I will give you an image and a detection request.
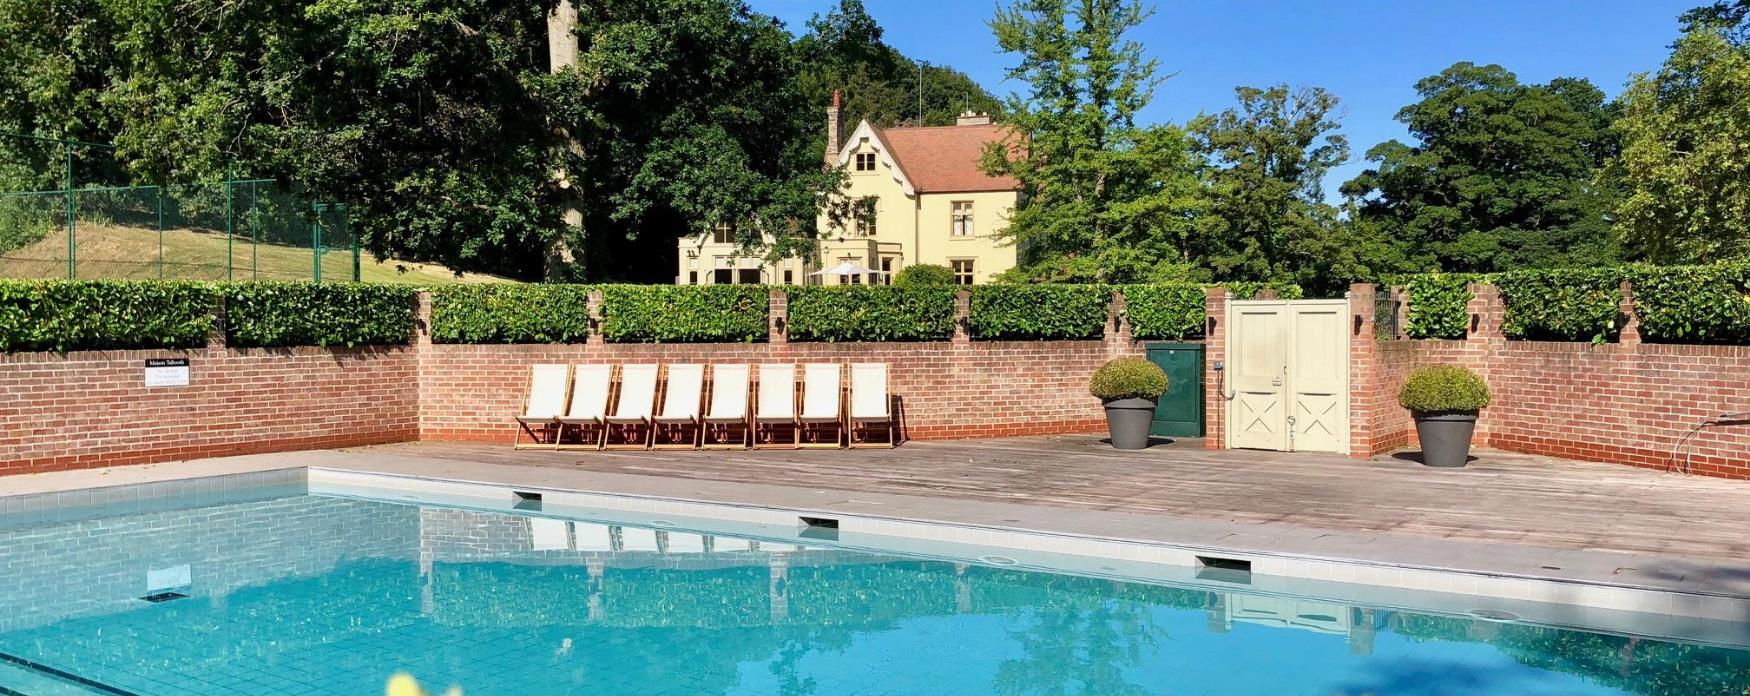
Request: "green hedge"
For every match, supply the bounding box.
[1398,273,1485,339]
[1628,263,1750,344]
[600,284,769,343]
[430,284,595,344]
[786,286,957,342]
[970,285,1109,340]
[1493,268,1622,343]
[1120,284,1204,340]
[0,280,216,352]
[1222,282,1304,300]
[222,282,416,348]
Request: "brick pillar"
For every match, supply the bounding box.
[1348,283,1378,458]
[1203,287,1227,449]
[1617,280,1641,346]
[768,288,788,345]
[1106,289,1131,354]
[1464,283,1505,448]
[414,291,432,347]
[587,289,605,346]
[952,291,971,345]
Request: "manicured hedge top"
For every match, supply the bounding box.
[599,284,769,343]
[1120,282,1303,340]
[969,284,1109,340]
[430,284,594,344]
[786,286,957,342]
[1628,263,1750,344]
[222,282,416,348]
[1493,268,1622,343]
[1397,273,1484,340]
[0,279,216,352]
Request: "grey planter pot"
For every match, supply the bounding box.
[1414,411,1478,468]
[1103,397,1157,450]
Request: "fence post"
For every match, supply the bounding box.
[64,143,73,280]
[311,201,322,283]
[414,291,432,348]
[225,164,234,282]
[1618,280,1642,346]
[1203,287,1228,450]
[1391,285,1410,340]
[156,187,165,280]
[1348,283,1378,459]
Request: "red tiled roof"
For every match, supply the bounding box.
[873,123,1020,194]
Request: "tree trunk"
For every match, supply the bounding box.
[546,0,582,281]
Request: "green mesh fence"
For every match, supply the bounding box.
[0,132,357,282]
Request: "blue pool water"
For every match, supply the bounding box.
[0,479,1744,695]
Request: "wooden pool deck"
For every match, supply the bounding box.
[364,435,1750,565]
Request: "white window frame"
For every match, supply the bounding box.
[951,201,974,237]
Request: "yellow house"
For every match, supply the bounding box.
[676,94,1020,285]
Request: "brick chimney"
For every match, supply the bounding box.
[825,90,843,167]
[956,110,991,126]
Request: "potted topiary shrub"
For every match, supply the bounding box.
[1398,365,1492,468]
[1089,357,1169,450]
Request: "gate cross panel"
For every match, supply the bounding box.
[1224,299,1351,454]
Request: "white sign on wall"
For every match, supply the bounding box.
[144,358,190,387]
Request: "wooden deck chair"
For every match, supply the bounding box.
[754,363,799,449]
[652,364,705,450]
[848,363,897,448]
[702,364,752,449]
[798,363,845,449]
[604,364,659,450]
[556,364,613,450]
[513,364,571,449]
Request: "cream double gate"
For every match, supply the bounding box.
[1224,299,1350,454]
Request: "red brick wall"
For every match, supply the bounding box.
[1355,283,1750,479]
[0,347,418,475]
[419,340,1143,443]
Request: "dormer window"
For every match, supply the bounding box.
[855,152,877,172]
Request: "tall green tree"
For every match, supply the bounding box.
[982,0,1207,283]
[1605,21,1750,263]
[1341,63,1620,273]
[793,0,1001,130]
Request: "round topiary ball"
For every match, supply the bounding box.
[1089,357,1169,401]
[1398,365,1492,414]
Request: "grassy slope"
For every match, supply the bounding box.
[0,224,512,284]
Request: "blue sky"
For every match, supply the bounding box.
[749,0,1698,196]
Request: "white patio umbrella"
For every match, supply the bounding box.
[809,261,877,277]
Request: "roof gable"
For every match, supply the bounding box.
[835,120,1020,195]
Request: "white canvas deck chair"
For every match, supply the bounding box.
[703,364,752,449]
[557,364,613,450]
[604,364,659,450]
[513,364,570,449]
[798,363,845,449]
[652,364,705,450]
[848,363,897,448]
[754,363,798,449]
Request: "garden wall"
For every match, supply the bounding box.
[0,344,419,475]
[1354,283,1750,480]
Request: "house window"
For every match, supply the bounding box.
[855,152,877,172]
[688,271,698,285]
[856,198,878,236]
[783,270,793,285]
[951,202,974,236]
[738,269,761,284]
[879,257,895,285]
[714,269,733,284]
[711,223,734,244]
[952,259,975,285]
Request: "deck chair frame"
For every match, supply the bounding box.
[702,364,753,450]
[847,363,897,448]
[604,364,660,450]
[514,364,572,450]
[557,364,614,451]
[797,363,845,449]
[753,364,800,450]
[652,364,706,450]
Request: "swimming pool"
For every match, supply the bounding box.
[0,471,1744,695]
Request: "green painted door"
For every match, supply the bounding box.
[1145,342,1205,438]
